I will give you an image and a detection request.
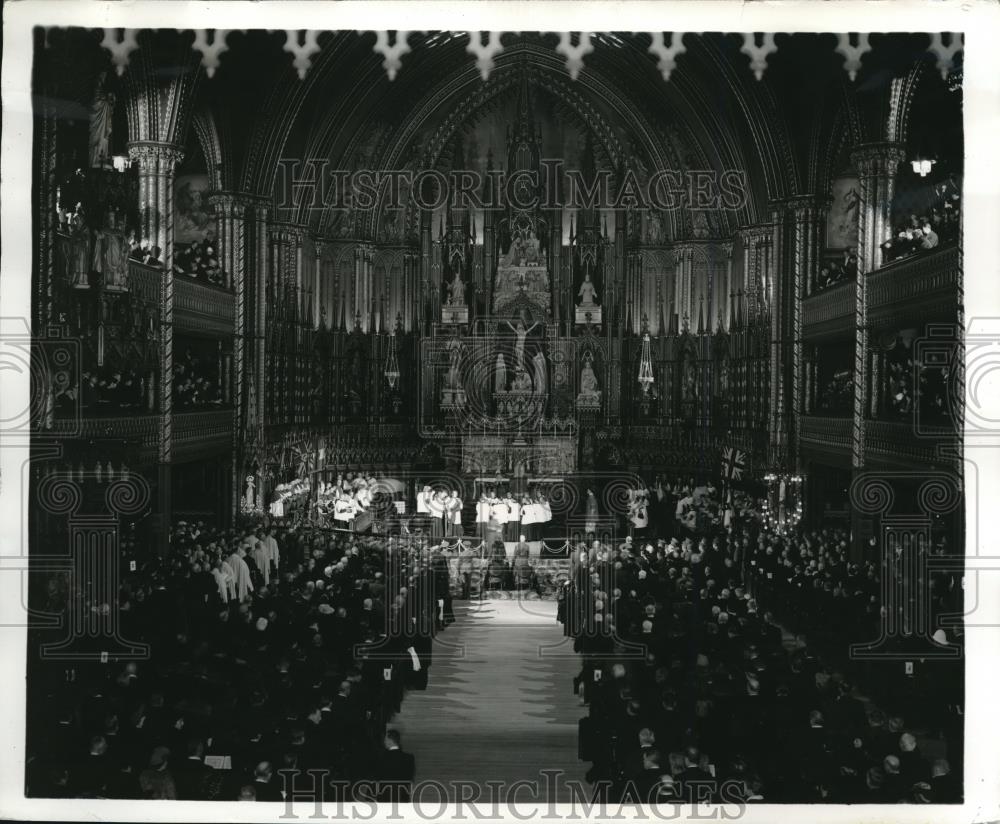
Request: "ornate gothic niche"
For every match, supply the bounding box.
[315,117,393,240]
[640,249,672,337]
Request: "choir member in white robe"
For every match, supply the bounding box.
[429,491,447,540]
[521,496,537,541]
[506,495,521,542]
[446,491,463,538]
[416,484,432,533]
[490,497,509,543]
[476,494,491,541]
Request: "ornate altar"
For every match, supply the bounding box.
[494,263,551,314]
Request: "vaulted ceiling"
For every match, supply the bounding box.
[39,29,961,240]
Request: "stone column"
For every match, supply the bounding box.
[672,243,694,331]
[313,239,325,329]
[208,192,253,517]
[254,203,269,469]
[768,196,826,469]
[128,142,183,554]
[719,242,733,331]
[127,141,184,259]
[850,143,905,470]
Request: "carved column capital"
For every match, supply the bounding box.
[208,191,256,219]
[127,141,185,174]
[849,142,906,179]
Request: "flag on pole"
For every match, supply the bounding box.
[721,446,746,482]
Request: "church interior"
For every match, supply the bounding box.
[26,29,964,805]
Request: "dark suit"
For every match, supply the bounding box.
[254,777,284,802]
[378,747,415,802]
[676,765,717,803]
[173,757,214,800]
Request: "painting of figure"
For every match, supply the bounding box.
[826,175,861,249]
[174,174,212,243]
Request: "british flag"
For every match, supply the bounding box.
[721,446,747,482]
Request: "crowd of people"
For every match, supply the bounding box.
[817,369,854,416]
[128,235,163,267]
[880,177,961,264]
[563,511,963,804]
[268,479,311,519]
[76,366,152,412]
[26,471,962,806]
[173,236,228,287]
[880,334,955,424]
[315,474,393,526]
[27,519,453,801]
[173,348,223,409]
[815,248,859,292]
[473,487,554,543]
[885,336,916,419]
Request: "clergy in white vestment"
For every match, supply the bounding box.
[251,537,270,586]
[334,495,356,522]
[212,561,231,604]
[264,528,280,573]
[219,557,237,601]
[226,547,254,602]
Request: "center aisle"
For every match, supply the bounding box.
[391,596,587,802]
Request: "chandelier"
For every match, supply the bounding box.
[638,332,654,394]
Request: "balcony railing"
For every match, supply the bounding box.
[802,280,855,340]
[867,244,959,329]
[799,415,853,465]
[865,419,959,468]
[174,276,235,335]
[128,260,234,335]
[44,409,233,463]
[45,413,159,444]
[173,409,235,460]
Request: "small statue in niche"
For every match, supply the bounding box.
[447,270,466,307]
[89,72,115,168]
[577,272,599,307]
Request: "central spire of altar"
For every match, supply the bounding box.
[494,58,551,318]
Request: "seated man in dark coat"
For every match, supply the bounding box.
[377,729,415,802]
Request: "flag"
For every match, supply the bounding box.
[721,446,746,482]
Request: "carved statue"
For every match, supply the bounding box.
[524,230,541,264]
[532,350,547,396]
[91,210,129,292]
[495,353,507,394]
[66,203,91,290]
[511,368,533,393]
[447,271,465,307]
[647,211,664,244]
[577,272,599,307]
[505,317,540,373]
[244,475,256,510]
[445,334,464,389]
[580,356,600,397]
[89,72,115,168]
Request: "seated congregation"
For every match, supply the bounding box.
[564,517,962,804]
